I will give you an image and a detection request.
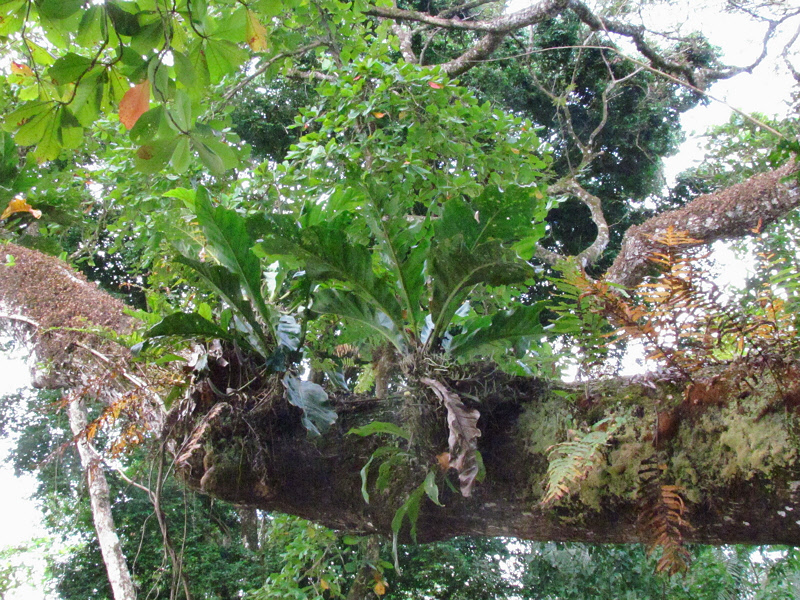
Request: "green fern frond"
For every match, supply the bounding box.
[541,417,621,507]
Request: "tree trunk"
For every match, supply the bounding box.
[67,398,137,600]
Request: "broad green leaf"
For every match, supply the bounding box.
[363,189,430,339]
[49,52,94,85]
[276,314,300,350]
[129,105,165,145]
[35,0,83,20]
[358,446,398,504]
[423,470,443,506]
[428,236,534,345]
[170,136,191,173]
[253,0,284,17]
[204,38,248,84]
[253,216,405,335]
[282,373,337,437]
[312,289,405,351]
[171,89,192,132]
[130,19,165,54]
[173,51,196,88]
[348,421,410,440]
[70,69,104,126]
[391,484,425,569]
[0,1,25,36]
[134,137,179,174]
[191,134,238,172]
[106,1,141,36]
[34,107,63,161]
[175,255,265,356]
[448,302,547,358]
[193,186,275,343]
[76,5,104,47]
[24,40,55,66]
[211,6,246,42]
[12,105,56,146]
[3,102,50,134]
[145,312,232,340]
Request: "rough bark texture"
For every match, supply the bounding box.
[168,359,800,546]
[606,162,800,288]
[68,398,137,600]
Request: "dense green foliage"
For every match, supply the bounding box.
[1,0,799,598]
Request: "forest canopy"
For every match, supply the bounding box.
[1,0,800,598]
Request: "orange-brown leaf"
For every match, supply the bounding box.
[1,197,42,220]
[119,81,151,129]
[373,581,387,596]
[428,81,443,89]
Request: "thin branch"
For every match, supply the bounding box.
[221,41,326,103]
[0,313,40,328]
[537,178,610,268]
[782,22,800,83]
[74,341,151,392]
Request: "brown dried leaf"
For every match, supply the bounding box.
[421,378,481,497]
[119,80,150,129]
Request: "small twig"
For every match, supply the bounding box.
[0,313,40,328]
[73,341,151,391]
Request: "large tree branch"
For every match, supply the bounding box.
[364,0,784,83]
[605,161,800,288]
[169,358,800,546]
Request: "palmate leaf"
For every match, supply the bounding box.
[448,302,547,358]
[193,187,276,341]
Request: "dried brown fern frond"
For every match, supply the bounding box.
[637,458,691,576]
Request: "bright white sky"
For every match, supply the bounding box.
[0,1,798,596]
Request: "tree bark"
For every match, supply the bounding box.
[68,398,137,600]
[169,364,800,546]
[606,161,800,288]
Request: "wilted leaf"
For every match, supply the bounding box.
[421,378,481,497]
[428,81,443,89]
[1,197,42,220]
[119,80,151,129]
[374,581,387,596]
